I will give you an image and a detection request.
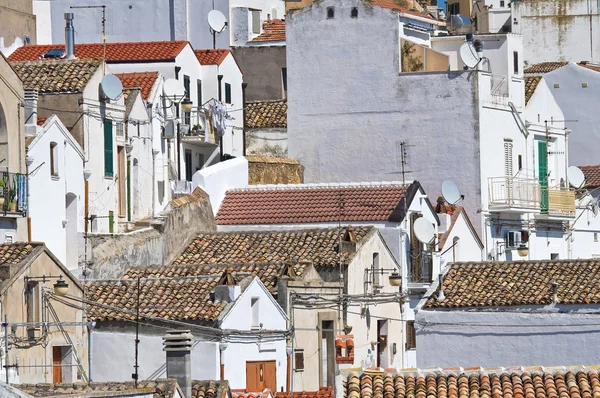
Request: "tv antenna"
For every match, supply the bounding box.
[208,10,228,50]
[70,5,107,72]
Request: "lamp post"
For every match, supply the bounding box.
[24,274,69,296]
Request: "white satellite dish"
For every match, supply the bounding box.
[100,74,123,101]
[460,42,479,69]
[163,78,185,100]
[413,217,435,244]
[208,10,228,33]
[567,166,586,189]
[442,180,462,204]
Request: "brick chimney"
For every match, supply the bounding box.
[163,330,193,398]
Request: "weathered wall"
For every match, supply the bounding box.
[232,46,287,101]
[37,93,85,148]
[86,188,216,279]
[247,155,303,185]
[0,0,36,47]
[246,128,288,156]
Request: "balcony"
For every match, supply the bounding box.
[408,251,433,284]
[488,177,575,217]
[0,171,27,216]
[181,125,218,146]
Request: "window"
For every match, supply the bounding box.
[351,7,358,17]
[513,51,519,74]
[104,119,114,177]
[272,8,278,19]
[372,252,380,287]
[282,68,287,96]
[327,7,334,18]
[518,154,523,170]
[50,142,58,177]
[595,232,598,242]
[551,253,559,260]
[183,75,191,125]
[294,349,305,371]
[225,83,232,104]
[197,80,202,108]
[448,2,460,15]
[116,122,124,138]
[252,10,261,34]
[500,0,505,5]
[406,321,416,350]
[251,297,259,328]
[26,281,40,323]
[504,140,513,178]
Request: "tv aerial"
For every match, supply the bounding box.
[442,180,463,204]
[208,10,228,49]
[567,166,586,189]
[413,217,435,245]
[100,74,123,101]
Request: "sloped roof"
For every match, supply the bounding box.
[246,99,287,129]
[524,62,568,74]
[524,75,542,104]
[115,71,159,101]
[580,63,600,73]
[216,183,409,225]
[8,41,189,62]
[14,379,180,397]
[10,58,101,93]
[0,242,44,285]
[372,0,441,21]
[425,259,600,309]
[437,206,482,250]
[195,49,230,65]
[250,19,286,43]
[581,165,600,189]
[173,227,376,267]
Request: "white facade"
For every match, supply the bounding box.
[193,156,249,215]
[570,190,600,259]
[27,115,85,269]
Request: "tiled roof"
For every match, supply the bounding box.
[579,63,600,73]
[274,388,333,398]
[173,227,376,267]
[85,275,227,322]
[372,0,440,20]
[343,369,600,398]
[115,71,159,100]
[14,379,179,397]
[524,75,542,104]
[425,259,600,309]
[524,62,568,74]
[195,49,230,65]
[246,99,287,129]
[8,41,189,62]
[192,380,232,398]
[250,19,286,43]
[216,183,409,225]
[581,165,600,189]
[0,242,39,265]
[10,58,101,93]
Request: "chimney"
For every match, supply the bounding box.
[24,90,39,137]
[163,330,193,398]
[214,285,241,303]
[339,227,357,254]
[64,13,75,59]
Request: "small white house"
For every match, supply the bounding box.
[27,115,85,269]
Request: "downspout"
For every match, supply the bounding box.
[88,322,95,381]
[218,75,224,161]
[175,67,181,180]
[242,82,248,156]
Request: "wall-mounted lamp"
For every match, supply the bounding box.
[25,155,34,167]
[181,99,194,113]
[25,274,69,297]
[517,244,529,257]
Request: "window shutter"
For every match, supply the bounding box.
[504,141,513,178]
[104,119,113,177]
[252,11,261,34]
[406,321,416,349]
[294,349,304,371]
[225,83,232,104]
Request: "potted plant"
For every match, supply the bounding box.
[8,186,17,212]
[0,175,6,208]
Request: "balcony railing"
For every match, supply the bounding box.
[488,177,575,216]
[181,125,217,145]
[0,171,27,215]
[409,251,433,283]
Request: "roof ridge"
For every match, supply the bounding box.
[197,226,374,235]
[230,181,407,191]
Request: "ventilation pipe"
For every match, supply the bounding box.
[163,330,193,398]
[64,13,76,59]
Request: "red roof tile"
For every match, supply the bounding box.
[250,19,286,43]
[115,71,159,101]
[216,183,410,225]
[579,62,600,73]
[8,41,189,62]
[581,165,600,189]
[372,0,441,21]
[524,62,568,74]
[195,49,230,65]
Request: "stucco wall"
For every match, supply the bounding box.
[0,0,36,50]
[246,128,288,156]
[193,157,249,215]
[232,46,286,101]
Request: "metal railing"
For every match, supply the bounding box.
[409,251,433,283]
[0,171,27,215]
[181,125,217,145]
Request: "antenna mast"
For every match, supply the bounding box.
[70,5,107,73]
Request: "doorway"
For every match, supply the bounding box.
[246,360,276,391]
[132,158,139,220]
[52,346,72,383]
[185,149,193,181]
[320,320,335,387]
[377,320,388,368]
[538,141,548,214]
[117,146,126,217]
[65,193,77,268]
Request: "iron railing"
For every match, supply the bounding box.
[0,171,27,215]
[409,251,433,283]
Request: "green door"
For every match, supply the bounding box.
[538,141,548,214]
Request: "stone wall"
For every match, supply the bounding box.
[85,188,216,279]
[247,155,304,185]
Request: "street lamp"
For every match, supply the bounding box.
[388,272,402,287]
[24,274,69,296]
[181,99,193,113]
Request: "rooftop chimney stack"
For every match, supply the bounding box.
[64,13,75,59]
[24,90,39,137]
[163,330,193,398]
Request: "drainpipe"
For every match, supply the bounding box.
[88,321,96,381]
[175,67,181,180]
[242,82,248,156]
[218,75,224,161]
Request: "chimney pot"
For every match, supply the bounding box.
[163,330,193,398]
[64,13,75,60]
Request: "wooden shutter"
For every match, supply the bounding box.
[406,321,416,350]
[294,349,304,371]
[504,141,513,178]
[104,119,113,177]
[252,11,261,34]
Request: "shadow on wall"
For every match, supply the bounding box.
[247,155,304,185]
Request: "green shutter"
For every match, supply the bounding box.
[538,141,548,214]
[104,119,113,177]
[225,83,232,104]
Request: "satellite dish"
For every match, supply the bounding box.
[442,180,462,204]
[567,166,586,189]
[460,42,479,69]
[208,10,228,33]
[163,78,185,100]
[100,74,123,101]
[413,217,435,244]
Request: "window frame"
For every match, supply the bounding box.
[104,119,114,178]
[50,141,59,177]
[225,83,232,104]
[252,10,261,34]
[294,349,305,371]
[406,320,416,350]
[327,7,335,18]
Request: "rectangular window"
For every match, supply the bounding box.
[104,119,114,177]
[50,142,58,177]
[372,252,380,287]
[26,282,40,323]
[551,253,559,260]
[595,232,598,242]
[282,68,287,94]
[504,140,513,178]
[518,154,523,171]
[197,79,202,107]
[183,75,191,125]
[513,51,519,74]
[500,0,505,6]
[252,10,261,34]
[448,2,460,15]
[294,349,304,371]
[406,321,416,350]
[225,83,232,104]
[251,297,259,328]
[116,122,124,138]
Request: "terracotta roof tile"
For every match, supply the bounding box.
[10,58,102,93]
[192,381,231,398]
[195,49,230,65]
[0,242,41,278]
[14,378,179,397]
[372,0,440,20]
[524,62,568,74]
[524,75,542,105]
[250,19,286,43]
[85,275,227,322]
[579,63,600,72]
[425,259,600,308]
[8,41,189,62]
[246,99,287,128]
[216,184,409,225]
[115,71,159,101]
[274,388,333,398]
[581,165,600,189]
[174,227,375,267]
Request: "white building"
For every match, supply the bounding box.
[26,114,85,269]
[416,258,600,368]
[88,274,288,391]
[571,166,600,258]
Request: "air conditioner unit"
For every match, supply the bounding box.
[505,231,521,249]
